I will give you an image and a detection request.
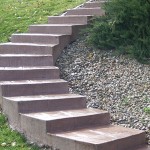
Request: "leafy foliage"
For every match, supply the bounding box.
[86,0,150,63]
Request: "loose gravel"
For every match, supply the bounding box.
[56,36,150,144]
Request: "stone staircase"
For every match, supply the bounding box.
[0,1,149,150]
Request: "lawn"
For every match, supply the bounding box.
[0,0,85,43]
[0,113,40,150]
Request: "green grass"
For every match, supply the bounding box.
[0,0,85,43]
[0,113,40,150]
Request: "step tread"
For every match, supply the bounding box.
[85,1,105,4]
[4,94,85,101]
[48,15,92,18]
[52,125,144,145]
[0,79,67,85]
[68,7,102,11]
[0,54,52,57]
[30,24,83,27]
[12,33,66,36]
[0,42,56,47]
[21,108,108,121]
[0,66,58,70]
[69,7,102,10]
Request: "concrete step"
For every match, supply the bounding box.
[48,16,92,25]
[0,43,56,55]
[50,125,146,150]
[10,34,70,62]
[133,145,150,150]
[65,8,105,16]
[0,54,53,67]
[11,33,70,45]
[29,24,85,35]
[83,1,105,8]
[3,94,86,129]
[0,66,60,81]
[0,79,69,98]
[21,108,110,142]
[4,94,87,113]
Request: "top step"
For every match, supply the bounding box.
[83,1,105,8]
[65,8,105,16]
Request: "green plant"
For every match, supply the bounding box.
[144,96,150,103]
[144,107,150,114]
[86,0,150,63]
[121,97,130,106]
[0,113,40,150]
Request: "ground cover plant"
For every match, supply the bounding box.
[86,0,150,63]
[0,112,40,150]
[0,0,85,42]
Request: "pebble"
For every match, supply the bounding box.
[56,35,150,145]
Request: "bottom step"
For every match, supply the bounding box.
[135,146,150,150]
[49,125,146,150]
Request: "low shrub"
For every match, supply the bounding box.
[86,0,150,63]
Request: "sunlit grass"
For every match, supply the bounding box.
[0,113,39,150]
[0,0,85,42]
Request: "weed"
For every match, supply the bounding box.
[144,107,150,114]
[121,97,130,106]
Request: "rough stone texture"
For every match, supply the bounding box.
[56,36,150,145]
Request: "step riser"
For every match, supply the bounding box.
[50,133,146,150]
[112,134,146,150]
[21,115,48,145]
[0,44,53,55]
[0,69,60,81]
[0,82,69,97]
[48,16,90,24]
[51,25,86,62]
[11,34,60,44]
[29,26,72,35]
[19,97,86,113]
[65,8,105,16]
[3,97,86,130]
[2,99,20,129]
[83,2,105,8]
[71,25,86,41]
[0,56,53,67]
[46,113,110,133]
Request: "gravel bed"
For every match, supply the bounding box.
[56,36,150,145]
